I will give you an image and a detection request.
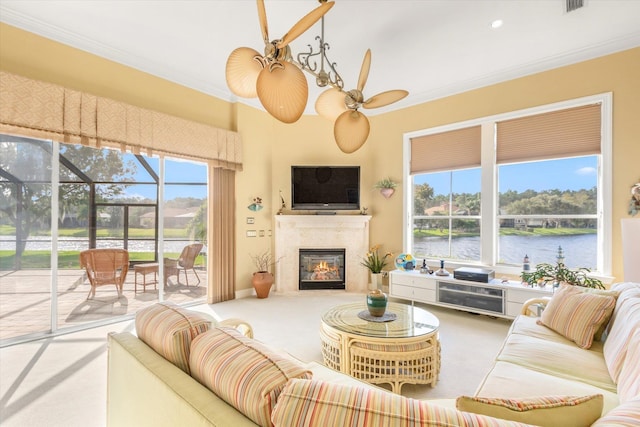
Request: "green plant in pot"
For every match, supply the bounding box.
[521,262,604,289]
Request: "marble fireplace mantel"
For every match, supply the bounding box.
[274,215,371,293]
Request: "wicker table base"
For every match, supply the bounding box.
[320,302,440,394]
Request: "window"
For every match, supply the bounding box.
[0,134,209,346]
[404,94,612,276]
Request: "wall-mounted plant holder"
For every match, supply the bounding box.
[248,197,263,211]
[379,188,395,199]
[375,177,397,199]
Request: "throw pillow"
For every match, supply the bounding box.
[135,301,213,373]
[580,288,619,341]
[538,284,616,349]
[271,378,534,427]
[590,398,640,427]
[456,395,603,427]
[189,327,312,427]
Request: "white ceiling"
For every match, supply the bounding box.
[2,0,639,116]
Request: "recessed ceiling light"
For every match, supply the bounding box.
[491,19,503,29]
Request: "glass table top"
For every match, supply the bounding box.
[322,302,439,338]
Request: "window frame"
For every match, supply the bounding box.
[402,93,613,278]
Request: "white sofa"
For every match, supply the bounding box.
[106,282,640,426]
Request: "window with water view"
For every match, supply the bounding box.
[406,96,609,275]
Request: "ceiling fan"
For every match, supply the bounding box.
[315,49,409,153]
[225,0,334,123]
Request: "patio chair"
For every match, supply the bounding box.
[80,249,129,299]
[164,243,203,287]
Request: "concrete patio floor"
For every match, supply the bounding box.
[0,268,207,342]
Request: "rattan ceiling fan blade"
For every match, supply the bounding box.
[257,62,308,123]
[363,90,409,109]
[225,47,264,98]
[357,49,371,92]
[334,110,370,153]
[257,0,269,44]
[278,1,334,48]
[315,88,347,121]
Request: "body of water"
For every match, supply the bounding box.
[0,236,193,254]
[413,234,597,269]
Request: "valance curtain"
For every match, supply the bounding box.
[0,71,242,170]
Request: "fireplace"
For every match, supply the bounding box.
[299,248,346,290]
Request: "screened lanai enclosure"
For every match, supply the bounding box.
[0,134,209,345]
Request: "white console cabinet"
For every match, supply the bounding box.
[389,269,552,319]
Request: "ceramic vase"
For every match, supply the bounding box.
[252,272,274,299]
[367,289,388,317]
[369,272,382,290]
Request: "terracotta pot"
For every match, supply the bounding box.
[252,272,274,298]
[367,289,388,317]
[380,188,395,199]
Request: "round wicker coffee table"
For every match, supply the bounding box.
[320,301,440,394]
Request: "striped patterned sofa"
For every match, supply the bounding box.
[106,283,640,426]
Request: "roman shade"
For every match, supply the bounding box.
[497,103,601,164]
[0,71,242,170]
[410,125,481,174]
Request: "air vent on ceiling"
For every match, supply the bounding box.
[566,0,585,13]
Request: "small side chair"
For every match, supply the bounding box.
[164,243,203,287]
[80,248,129,299]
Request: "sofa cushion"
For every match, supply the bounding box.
[496,333,615,392]
[271,378,535,427]
[617,328,640,403]
[135,302,213,374]
[591,398,640,426]
[456,394,603,427]
[189,327,312,427]
[476,361,620,415]
[603,284,640,383]
[509,315,603,349]
[538,284,616,349]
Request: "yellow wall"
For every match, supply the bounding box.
[371,48,640,282]
[2,22,638,289]
[0,23,235,130]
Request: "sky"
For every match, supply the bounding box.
[123,155,208,200]
[123,154,598,201]
[414,156,598,195]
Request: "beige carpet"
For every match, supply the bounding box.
[0,291,512,426]
[193,291,512,400]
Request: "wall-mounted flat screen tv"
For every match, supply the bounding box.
[291,166,360,211]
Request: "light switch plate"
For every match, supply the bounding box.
[246,230,257,237]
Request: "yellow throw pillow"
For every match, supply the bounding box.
[538,284,616,349]
[456,395,603,427]
[273,378,534,427]
[189,327,312,427]
[135,301,214,374]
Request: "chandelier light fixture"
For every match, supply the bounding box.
[225,0,408,153]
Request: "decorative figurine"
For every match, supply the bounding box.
[420,259,430,274]
[556,246,565,266]
[435,259,449,276]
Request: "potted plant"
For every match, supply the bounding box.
[521,262,604,289]
[374,177,397,199]
[250,250,278,298]
[361,245,393,290]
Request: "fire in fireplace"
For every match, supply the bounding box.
[299,248,346,290]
